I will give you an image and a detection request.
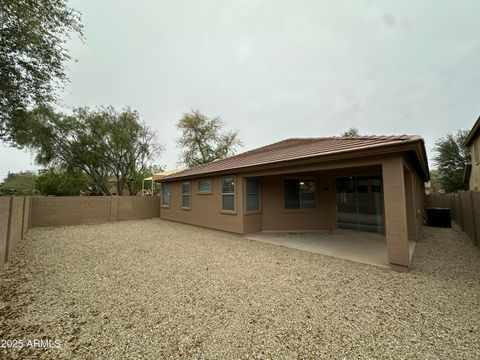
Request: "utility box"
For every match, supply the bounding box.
[426,207,452,228]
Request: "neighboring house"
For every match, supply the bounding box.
[159,136,429,271]
[464,116,480,190]
[141,169,185,195]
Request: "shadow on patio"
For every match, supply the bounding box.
[244,230,416,269]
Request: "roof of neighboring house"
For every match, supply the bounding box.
[162,135,429,182]
[464,115,480,146]
[150,169,185,182]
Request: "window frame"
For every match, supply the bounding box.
[197,178,213,194]
[161,182,170,207]
[245,177,261,214]
[220,176,236,214]
[181,181,191,210]
[282,177,317,212]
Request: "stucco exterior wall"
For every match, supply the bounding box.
[382,156,410,270]
[260,166,384,232]
[261,174,334,231]
[402,155,426,240]
[414,170,426,237]
[160,177,244,234]
[162,164,386,234]
[469,138,480,190]
[243,213,263,233]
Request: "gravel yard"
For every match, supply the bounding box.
[1,219,479,359]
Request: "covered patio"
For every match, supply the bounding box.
[244,229,416,268]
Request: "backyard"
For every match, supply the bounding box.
[0,219,479,359]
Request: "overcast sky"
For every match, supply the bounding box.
[1,0,479,180]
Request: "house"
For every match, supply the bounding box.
[141,169,185,195]
[159,136,429,271]
[464,116,480,190]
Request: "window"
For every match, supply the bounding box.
[284,179,316,209]
[182,182,190,208]
[197,178,212,193]
[222,176,235,211]
[161,182,170,206]
[246,178,260,211]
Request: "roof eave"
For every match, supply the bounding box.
[161,139,429,182]
[464,116,480,146]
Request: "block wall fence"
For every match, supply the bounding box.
[0,197,32,269]
[0,196,160,269]
[426,191,480,247]
[5,192,477,270]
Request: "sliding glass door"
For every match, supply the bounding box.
[335,176,384,234]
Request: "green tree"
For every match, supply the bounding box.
[21,106,162,195]
[433,130,470,193]
[176,110,242,167]
[36,169,88,196]
[0,171,37,195]
[342,128,360,137]
[428,170,444,193]
[133,164,165,195]
[150,164,165,174]
[0,0,83,145]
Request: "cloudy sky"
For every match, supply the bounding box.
[1,0,479,179]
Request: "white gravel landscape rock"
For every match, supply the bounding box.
[1,219,479,359]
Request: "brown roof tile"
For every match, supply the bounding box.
[163,135,424,180]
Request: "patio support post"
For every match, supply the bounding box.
[382,156,410,271]
[404,169,418,241]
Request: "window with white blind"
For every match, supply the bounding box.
[197,178,212,193]
[284,179,316,209]
[182,182,190,208]
[222,176,235,211]
[246,178,260,211]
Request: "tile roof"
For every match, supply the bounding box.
[162,135,424,180]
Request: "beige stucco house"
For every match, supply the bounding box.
[464,116,480,190]
[160,136,429,271]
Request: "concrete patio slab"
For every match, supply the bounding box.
[245,230,416,268]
